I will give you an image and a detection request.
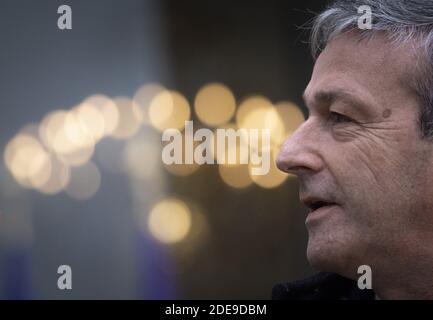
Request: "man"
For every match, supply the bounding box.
[273,0,433,299]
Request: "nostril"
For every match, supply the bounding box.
[276,148,324,175]
[288,165,311,174]
[276,132,323,175]
[275,153,302,174]
[275,154,287,172]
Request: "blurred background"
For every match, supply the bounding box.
[0,0,330,299]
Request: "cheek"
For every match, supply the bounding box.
[332,137,407,187]
[325,138,426,235]
[325,141,406,213]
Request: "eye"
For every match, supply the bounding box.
[329,111,354,124]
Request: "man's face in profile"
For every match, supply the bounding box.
[277,33,433,279]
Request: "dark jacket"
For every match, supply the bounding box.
[272,272,376,300]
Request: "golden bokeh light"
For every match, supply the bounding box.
[38,155,71,195]
[149,90,173,129]
[39,110,77,154]
[38,109,96,167]
[249,147,289,189]
[157,202,209,275]
[74,102,106,142]
[149,90,191,132]
[239,105,285,147]
[275,101,305,138]
[25,148,52,189]
[210,123,249,165]
[4,134,52,189]
[110,97,143,139]
[162,132,200,176]
[163,162,200,177]
[4,135,34,175]
[83,94,119,136]
[65,161,101,200]
[214,136,249,166]
[218,163,253,189]
[57,143,94,167]
[147,198,192,244]
[194,83,236,127]
[133,83,166,125]
[211,119,280,188]
[235,96,274,129]
[63,109,96,147]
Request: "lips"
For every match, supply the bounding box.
[301,196,338,213]
[301,196,340,224]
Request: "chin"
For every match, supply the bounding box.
[307,244,336,271]
[306,233,359,279]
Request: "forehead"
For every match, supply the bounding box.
[304,33,416,111]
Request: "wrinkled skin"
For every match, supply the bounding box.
[277,33,433,299]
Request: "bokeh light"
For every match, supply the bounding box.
[218,163,253,189]
[149,90,191,132]
[39,110,77,154]
[213,129,249,165]
[4,133,51,189]
[194,83,236,127]
[38,155,71,195]
[210,123,247,165]
[249,146,289,189]
[83,94,119,136]
[57,143,94,167]
[275,101,305,139]
[237,98,285,147]
[235,96,273,129]
[43,109,96,166]
[163,162,200,177]
[158,202,210,275]
[147,198,192,244]
[74,102,106,142]
[3,88,297,197]
[162,131,200,176]
[214,122,252,189]
[25,148,52,189]
[133,83,166,125]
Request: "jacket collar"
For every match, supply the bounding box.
[272,272,376,300]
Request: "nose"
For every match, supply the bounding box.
[276,120,324,177]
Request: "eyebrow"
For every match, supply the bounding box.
[302,88,376,117]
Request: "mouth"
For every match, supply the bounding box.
[301,197,338,215]
[308,200,335,212]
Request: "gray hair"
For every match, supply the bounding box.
[310,0,433,138]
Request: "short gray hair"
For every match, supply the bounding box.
[310,0,433,138]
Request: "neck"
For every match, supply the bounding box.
[372,235,433,299]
